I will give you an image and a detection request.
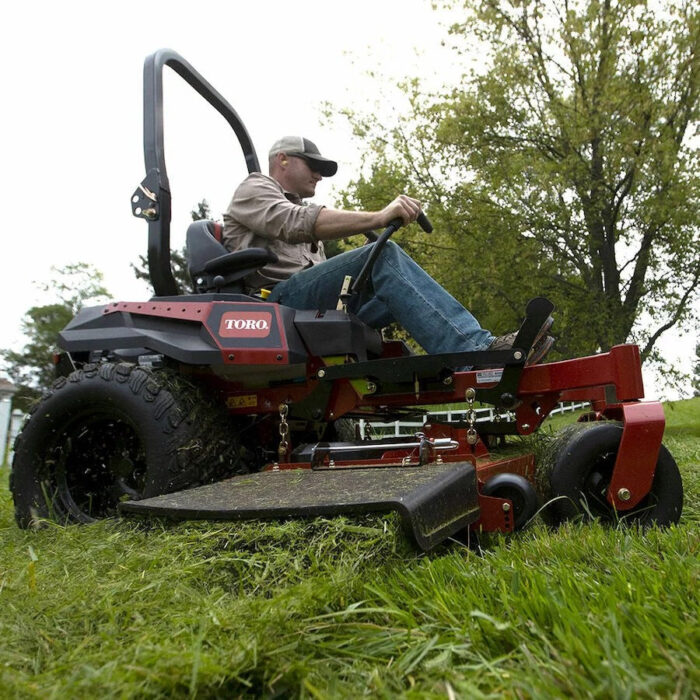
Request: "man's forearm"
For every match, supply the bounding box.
[313,208,384,240]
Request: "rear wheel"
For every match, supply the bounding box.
[537,422,683,527]
[11,362,246,527]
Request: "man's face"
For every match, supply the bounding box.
[285,155,323,198]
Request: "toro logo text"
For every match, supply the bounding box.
[219,311,273,338]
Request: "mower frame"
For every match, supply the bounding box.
[10,49,681,548]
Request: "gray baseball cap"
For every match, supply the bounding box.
[269,136,338,177]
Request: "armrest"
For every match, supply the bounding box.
[202,247,278,275]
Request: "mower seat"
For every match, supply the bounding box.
[186,220,278,294]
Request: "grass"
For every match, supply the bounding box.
[0,399,698,698]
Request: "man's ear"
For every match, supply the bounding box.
[269,152,287,176]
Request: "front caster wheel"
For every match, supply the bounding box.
[482,473,539,530]
[538,422,683,527]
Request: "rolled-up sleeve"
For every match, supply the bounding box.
[230,175,323,243]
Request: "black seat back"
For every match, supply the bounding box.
[186,220,277,294]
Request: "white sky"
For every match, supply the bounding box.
[0,0,695,400]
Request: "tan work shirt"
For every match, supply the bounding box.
[223,172,326,292]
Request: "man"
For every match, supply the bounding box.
[223,135,553,362]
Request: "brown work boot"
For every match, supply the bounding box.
[487,317,554,366]
[487,332,518,353]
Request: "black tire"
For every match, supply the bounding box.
[328,418,360,442]
[538,422,683,527]
[11,362,246,528]
[482,473,539,530]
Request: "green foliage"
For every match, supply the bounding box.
[190,199,211,222]
[0,264,109,406]
[0,399,697,696]
[131,199,212,294]
[132,247,194,295]
[334,0,699,363]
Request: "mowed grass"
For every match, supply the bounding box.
[0,399,698,698]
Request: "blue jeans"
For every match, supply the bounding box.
[268,241,493,354]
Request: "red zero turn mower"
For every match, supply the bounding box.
[10,50,683,549]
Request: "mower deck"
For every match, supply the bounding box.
[119,461,480,551]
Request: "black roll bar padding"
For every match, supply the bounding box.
[140,48,261,297]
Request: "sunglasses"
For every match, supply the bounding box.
[288,154,323,174]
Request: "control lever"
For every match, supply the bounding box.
[416,212,433,233]
[350,212,433,295]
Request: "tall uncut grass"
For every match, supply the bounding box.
[1,399,698,698]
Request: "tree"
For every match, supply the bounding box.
[131,199,213,293]
[336,0,699,363]
[190,200,211,222]
[1,264,109,408]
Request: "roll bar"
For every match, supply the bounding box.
[130,49,260,296]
